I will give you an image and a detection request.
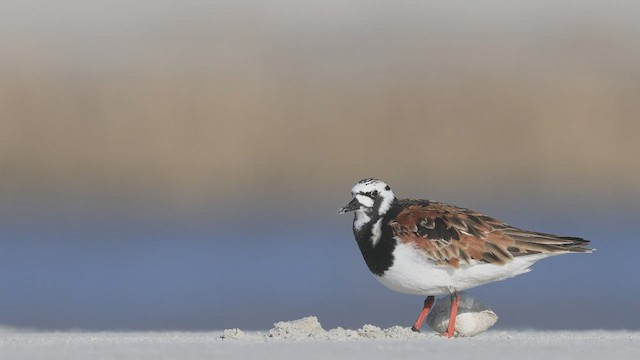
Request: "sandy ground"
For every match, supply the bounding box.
[1,327,639,360]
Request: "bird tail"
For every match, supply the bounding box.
[503,229,593,255]
[550,235,593,253]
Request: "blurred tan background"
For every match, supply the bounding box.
[2,1,639,212]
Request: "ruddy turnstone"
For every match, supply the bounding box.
[338,178,592,337]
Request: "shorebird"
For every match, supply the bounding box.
[338,178,592,337]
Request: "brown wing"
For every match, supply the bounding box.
[389,200,591,269]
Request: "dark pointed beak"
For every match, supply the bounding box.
[337,197,361,214]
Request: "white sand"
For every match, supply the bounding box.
[1,319,639,360]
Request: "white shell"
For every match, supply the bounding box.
[426,292,498,337]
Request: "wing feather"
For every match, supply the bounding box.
[389,200,591,269]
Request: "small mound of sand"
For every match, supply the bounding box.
[221,328,245,340]
[268,316,326,340]
[221,317,429,341]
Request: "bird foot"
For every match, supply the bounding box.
[439,331,456,338]
[410,326,420,333]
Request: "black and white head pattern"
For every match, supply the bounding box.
[348,179,396,244]
[350,178,395,215]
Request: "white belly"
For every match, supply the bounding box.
[374,242,551,296]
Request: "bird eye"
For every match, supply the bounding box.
[371,190,379,197]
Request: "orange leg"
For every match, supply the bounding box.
[441,292,460,338]
[411,296,435,332]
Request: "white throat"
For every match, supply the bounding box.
[353,210,371,231]
[354,210,383,247]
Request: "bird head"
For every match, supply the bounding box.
[338,178,396,217]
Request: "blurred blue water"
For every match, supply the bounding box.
[0,199,638,331]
